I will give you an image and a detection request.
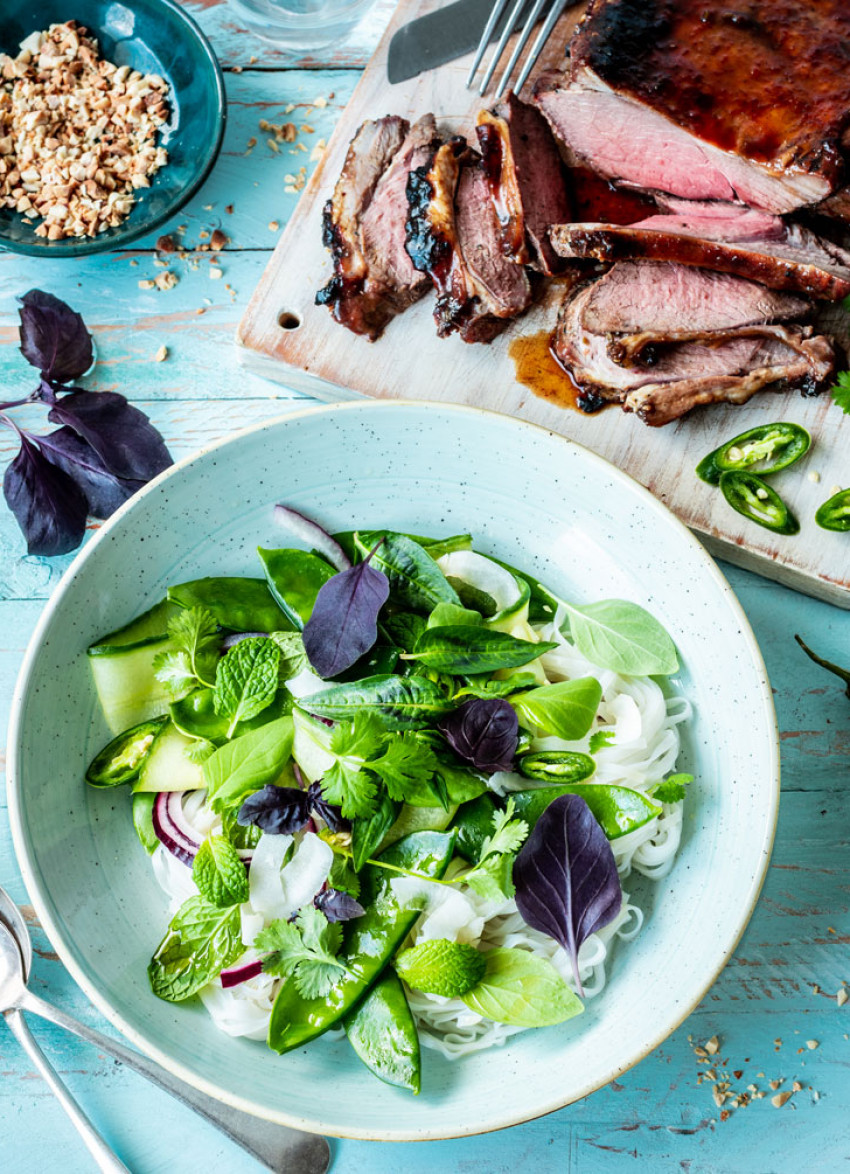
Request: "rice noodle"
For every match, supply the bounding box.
[147,609,691,1055]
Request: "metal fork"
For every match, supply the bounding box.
[466,0,571,100]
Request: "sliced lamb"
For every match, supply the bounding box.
[316,115,439,340]
[534,0,850,214]
[549,201,850,301]
[475,93,571,276]
[552,263,835,425]
[406,141,532,343]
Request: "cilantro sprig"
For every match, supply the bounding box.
[256,906,349,998]
[461,798,529,900]
[831,370,850,414]
[154,605,220,698]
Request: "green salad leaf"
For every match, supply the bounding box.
[460,947,583,1027]
[351,793,401,870]
[203,716,294,811]
[270,630,310,679]
[192,835,250,908]
[299,675,454,729]
[409,626,556,676]
[355,531,460,612]
[257,906,348,998]
[148,895,243,1002]
[214,637,280,737]
[562,599,679,677]
[454,672,538,700]
[511,677,602,740]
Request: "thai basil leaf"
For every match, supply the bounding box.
[513,794,621,994]
[3,432,88,556]
[19,289,93,384]
[302,550,390,678]
[562,599,678,677]
[410,626,556,675]
[351,793,401,870]
[511,677,602,740]
[214,637,281,734]
[306,780,347,833]
[437,698,518,772]
[37,426,143,518]
[314,888,365,922]
[299,675,454,729]
[148,895,243,1002]
[379,611,427,652]
[237,784,311,835]
[453,672,538,700]
[354,531,460,612]
[203,716,294,811]
[48,390,173,483]
[460,947,583,1027]
[192,835,250,908]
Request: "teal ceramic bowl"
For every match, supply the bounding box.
[7,402,779,1138]
[0,0,225,257]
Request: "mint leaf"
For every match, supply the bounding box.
[257,905,347,998]
[154,606,220,697]
[831,370,850,413]
[395,938,486,996]
[460,947,583,1027]
[652,772,693,803]
[192,835,249,907]
[588,729,615,754]
[148,896,242,1002]
[214,637,281,737]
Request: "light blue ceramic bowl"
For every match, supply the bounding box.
[0,0,225,257]
[7,402,779,1138]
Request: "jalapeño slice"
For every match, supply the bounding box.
[696,423,811,485]
[815,488,850,532]
[718,471,799,535]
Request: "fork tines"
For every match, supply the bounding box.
[467,0,570,100]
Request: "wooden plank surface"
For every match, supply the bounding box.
[237,0,850,609]
[1,4,849,1171]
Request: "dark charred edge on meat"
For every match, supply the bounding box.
[477,122,502,189]
[576,388,610,413]
[573,0,673,89]
[405,167,450,276]
[549,225,850,301]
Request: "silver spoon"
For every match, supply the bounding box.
[0,889,330,1174]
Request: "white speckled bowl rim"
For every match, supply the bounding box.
[7,400,779,1140]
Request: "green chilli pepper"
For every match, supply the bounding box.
[718,471,799,535]
[517,751,596,783]
[697,423,811,485]
[85,716,169,787]
[815,488,850,532]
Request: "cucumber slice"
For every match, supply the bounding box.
[88,599,174,651]
[134,721,205,793]
[87,634,174,735]
[292,707,335,782]
[86,716,168,787]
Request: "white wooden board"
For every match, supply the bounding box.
[237,0,850,608]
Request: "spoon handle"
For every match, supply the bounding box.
[4,1008,131,1173]
[18,987,330,1174]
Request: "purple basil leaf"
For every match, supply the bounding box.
[19,290,93,384]
[302,550,390,678]
[37,426,143,518]
[3,433,88,556]
[237,785,310,835]
[437,698,518,772]
[48,390,173,481]
[307,781,348,833]
[513,793,622,995]
[314,888,365,922]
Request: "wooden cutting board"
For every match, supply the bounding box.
[237,0,850,608]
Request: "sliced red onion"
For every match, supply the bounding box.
[222,631,268,650]
[220,957,264,989]
[152,791,201,866]
[273,504,351,572]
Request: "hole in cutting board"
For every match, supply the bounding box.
[278,311,301,330]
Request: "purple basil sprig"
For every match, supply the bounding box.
[314,887,365,922]
[237,780,347,836]
[513,793,622,995]
[437,697,519,773]
[302,540,390,678]
[1,289,173,557]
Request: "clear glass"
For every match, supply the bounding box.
[229,0,378,52]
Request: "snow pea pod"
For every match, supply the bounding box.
[343,971,421,1093]
[512,784,660,840]
[696,422,811,485]
[258,547,335,629]
[815,488,850,532]
[267,830,456,1054]
[170,686,293,745]
[85,716,168,787]
[168,578,293,632]
[718,471,799,535]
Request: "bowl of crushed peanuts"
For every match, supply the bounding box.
[0,0,226,256]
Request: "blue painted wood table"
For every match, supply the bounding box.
[1,4,848,1171]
